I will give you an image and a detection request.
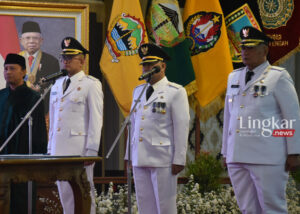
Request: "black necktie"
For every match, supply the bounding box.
[245,70,254,84]
[146,85,154,100]
[63,78,71,94]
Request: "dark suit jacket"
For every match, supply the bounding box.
[35,52,60,114]
[0,83,47,214]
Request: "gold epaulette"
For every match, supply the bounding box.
[271,66,285,72]
[168,82,182,89]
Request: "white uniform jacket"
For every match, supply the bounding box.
[222,61,300,164]
[125,77,190,167]
[48,71,103,156]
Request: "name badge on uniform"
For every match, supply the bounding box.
[51,91,57,95]
[231,84,239,88]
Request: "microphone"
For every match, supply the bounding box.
[40,69,68,83]
[138,66,160,80]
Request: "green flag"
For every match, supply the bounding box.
[146,0,197,97]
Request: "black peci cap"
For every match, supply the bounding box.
[4,53,26,69]
[138,43,171,64]
[61,37,89,55]
[240,26,272,47]
[22,21,41,34]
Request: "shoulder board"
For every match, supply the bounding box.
[86,75,98,81]
[56,76,65,81]
[270,66,285,72]
[168,82,181,89]
[232,67,244,73]
[135,83,146,89]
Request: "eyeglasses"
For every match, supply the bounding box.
[142,62,160,67]
[59,55,81,62]
[22,36,41,41]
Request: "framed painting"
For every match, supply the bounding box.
[0,1,89,89]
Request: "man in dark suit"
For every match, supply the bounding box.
[0,53,47,214]
[19,21,60,114]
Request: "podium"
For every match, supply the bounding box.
[0,155,101,214]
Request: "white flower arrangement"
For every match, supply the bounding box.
[94,175,300,214]
[95,182,138,214]
[38,175,300,213]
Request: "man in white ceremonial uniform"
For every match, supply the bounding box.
[222,26,300,214]
[125,43,190,214]
[47,37,103,214]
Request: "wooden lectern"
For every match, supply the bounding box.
[0,155,101,214]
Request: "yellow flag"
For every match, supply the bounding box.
[183,0,233,120]
[100,0,148,116]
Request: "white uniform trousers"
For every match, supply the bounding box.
[227,163,288,214]
[57,164,96,214]
[133,166,177,214]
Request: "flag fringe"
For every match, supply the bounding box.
[272,45,300,66]
[188,93,198,115]
[190,92,226,122]
[184,80,198,96]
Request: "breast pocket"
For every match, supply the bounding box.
[70,129,87,136]
[152,137,171,146]
[70,95,85,112]
[226,89,239,112]
[50,96,58,105]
